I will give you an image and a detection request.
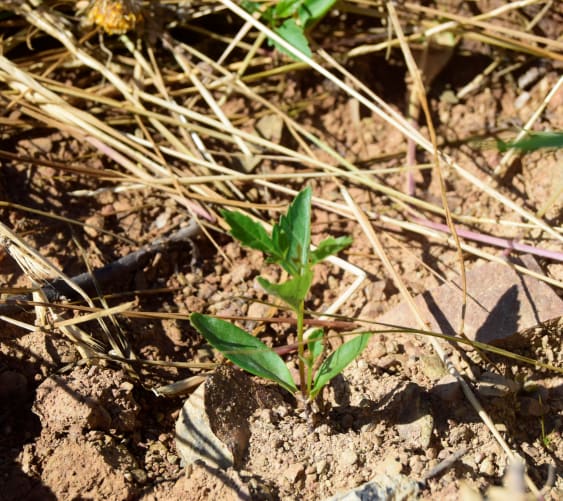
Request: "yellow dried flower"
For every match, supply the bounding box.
[87,0,142,35]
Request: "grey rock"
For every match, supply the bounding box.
[175,383,235,470]
[326,474,419,501]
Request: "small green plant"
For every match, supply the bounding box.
[242,0,338,58]
[537,394,553,450]
[190,186,371,405]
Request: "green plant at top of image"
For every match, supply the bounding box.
[242,0,339,58]
[190,186,370,406]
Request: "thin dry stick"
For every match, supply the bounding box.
[17,2,225,215]
[348,0,553,58]
[340,187,541,498]
[407,2,563,53]
[123,33,242,211]
[386,1,468,337]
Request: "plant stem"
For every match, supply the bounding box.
[296,300,307,399]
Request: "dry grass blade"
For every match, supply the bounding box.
[216,0,562,247]
[0,221,133,360]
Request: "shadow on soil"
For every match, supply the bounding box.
[0,351,56,501]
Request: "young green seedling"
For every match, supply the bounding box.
[190,186,371,406]
[242,0,339,58]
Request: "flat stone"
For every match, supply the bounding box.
[175,383,235,470]
[373,255,563,347]
[326,473,419,501]
[175,366,267,470]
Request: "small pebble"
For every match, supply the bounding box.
[120,381,134,391]
[341,449,358,466]
[356,359,368,370]
[369,341,387,359]
[521,442,538,458]
[256,408,273,424]
[376,456,402,476]
[275,405,288,418]
[130,468,148,484]
[479,458,495,476]
[409,456,425,476]
[283,463,305,483]
[316,460,327,475]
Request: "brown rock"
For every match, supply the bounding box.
[374,255,563,347]
[283,462,305,484]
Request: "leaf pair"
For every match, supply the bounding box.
[191,313,371,400]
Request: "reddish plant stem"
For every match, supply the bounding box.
[415,218,563,262]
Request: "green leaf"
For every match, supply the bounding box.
[310,332,372,399]
[307,328,324,361]
[273,19,312,59]
[190,313,297,393]
[222,209,280,258]
[496,131,563,152]
[257,271,312,310]
[310,236,352,265]
[298,0,337,26]
[272,186,312,275]
[275,0,302,18]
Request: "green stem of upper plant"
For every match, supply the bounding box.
[296,300,307,398]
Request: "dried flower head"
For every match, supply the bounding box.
[87,0,142,35]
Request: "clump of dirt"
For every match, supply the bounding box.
[33,365,140,434]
